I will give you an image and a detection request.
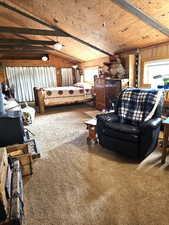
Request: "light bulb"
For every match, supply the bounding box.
[53,42,63,50]
[72,65,78,69]
[42,56,48,61]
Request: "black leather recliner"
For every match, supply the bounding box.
[96,89,163,160]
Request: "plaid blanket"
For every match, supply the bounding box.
[117,88,162,124]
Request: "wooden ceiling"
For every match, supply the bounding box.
[0,0,169,62]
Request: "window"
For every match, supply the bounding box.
[144,59,169,88]
[83,67,99,83]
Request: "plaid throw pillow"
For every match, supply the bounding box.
[117,88,160,125]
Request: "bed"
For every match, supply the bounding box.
[34,85,93,113]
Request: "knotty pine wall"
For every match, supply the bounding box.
[78,43,169,88]
[0,54,76,86]
[79,56,110,69]
[0,66,5,83]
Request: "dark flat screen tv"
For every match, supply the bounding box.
[0,83,25,147]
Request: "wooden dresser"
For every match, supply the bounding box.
[95,78,121,110]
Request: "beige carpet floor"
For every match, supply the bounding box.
[24,104,169,225]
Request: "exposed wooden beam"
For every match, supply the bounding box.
[112,0,169,37]
[13,34,82,62]
[0,26,68,36]
[0,39,56,45]
[0,50,48,54]
[0,1,112,56]
[14,33,30,40]
[0,44,54,50]
[0,57,42,60]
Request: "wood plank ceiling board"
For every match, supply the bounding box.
[0,0,169,59]
[56,37,107,61]
[112,0,169,37]
[0,35,82,62]
[0,11,82,62]
[128,0,169,29]
[2,0,120,53]
[0,1,111,57]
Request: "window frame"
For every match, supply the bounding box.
[83,66,99,84]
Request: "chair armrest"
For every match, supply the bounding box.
[96,112,119,123]
[139,118,162,159]
[140,118,162,130]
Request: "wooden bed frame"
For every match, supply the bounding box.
[34,87,93,114]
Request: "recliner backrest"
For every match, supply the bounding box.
[115,88,163,125]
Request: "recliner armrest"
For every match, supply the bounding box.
[140,118,162,130]
[96,112,119,123]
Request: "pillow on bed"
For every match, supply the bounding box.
[74,82,92,89]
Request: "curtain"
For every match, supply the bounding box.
[6,66,56,102]
[75,69,81,83]
[61,68,73,86]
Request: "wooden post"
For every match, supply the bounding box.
[33,87,38,107]
[161,118,169,164]
[161,124,169,164]
[129,54,136,87]
[35,88,45,114]
[39,89,45,114]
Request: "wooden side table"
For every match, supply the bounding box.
[84,118,97,144]
[161,118,169,163]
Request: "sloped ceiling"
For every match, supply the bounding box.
[0,0,169,61]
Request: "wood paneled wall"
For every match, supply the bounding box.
[79,56,110,69]
[140,42,169,87]
[0,54,76,86]
[0,66,5,83]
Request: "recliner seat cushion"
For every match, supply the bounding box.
[99,135,139,157]
[105,121,140,134]
[101,121,140,143]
